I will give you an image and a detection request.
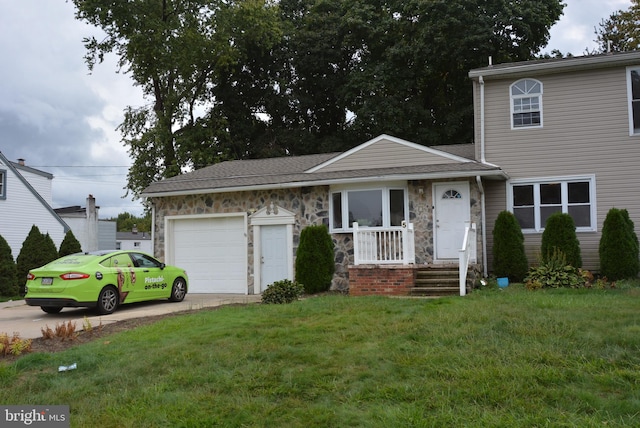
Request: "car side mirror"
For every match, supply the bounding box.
[160,263,166,270]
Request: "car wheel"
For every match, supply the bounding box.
[169,277,187,302]
[97,286,119,315]
[41,306,63,314]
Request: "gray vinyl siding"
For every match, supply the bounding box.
[481,65,640,273]
[317,139,456,172]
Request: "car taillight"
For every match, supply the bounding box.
[26,273,36,281]
[60,273,91,280]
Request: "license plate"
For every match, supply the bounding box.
[41,277,53,285]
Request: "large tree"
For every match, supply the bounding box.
[75,0,564,196]
[596,0,640,53]
[72,0,282,196]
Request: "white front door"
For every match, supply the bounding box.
[433,182,470,260]
[260,225,288,292]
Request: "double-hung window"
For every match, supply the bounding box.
[330,184,407,232]
[0,170,6,200]
[510,79,542,129]
[509,176,596,233]
[627,67,640,135]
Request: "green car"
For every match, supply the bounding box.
[25,250,188,315]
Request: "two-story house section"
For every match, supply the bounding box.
[469,51,640,273]
[0,152,69,258]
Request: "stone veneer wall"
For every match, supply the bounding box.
[150,178,484,294]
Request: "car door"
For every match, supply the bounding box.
[129,252,169,299]
[101,253,138,304]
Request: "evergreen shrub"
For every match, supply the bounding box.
[492,211,528,282]
[59,230,82,257]
[0,235,18,297]
[541,212,582,268]
[295,224,335,294]
[599,208,640,280]
[16,226,59,295]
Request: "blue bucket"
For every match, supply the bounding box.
[497,277,509,288]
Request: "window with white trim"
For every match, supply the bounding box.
[330,185,408,232]
[627,67,640,135]
[508,176,596,232]
[0,170,6,199]
[510,79,542,129]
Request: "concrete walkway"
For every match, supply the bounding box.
[0,294,262,339]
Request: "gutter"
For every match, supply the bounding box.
[141,169,509,199]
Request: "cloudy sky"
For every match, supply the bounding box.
[0,0,633,218]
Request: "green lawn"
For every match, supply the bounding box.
[2,287,640,427]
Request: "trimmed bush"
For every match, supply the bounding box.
[261,279,304,304]
[492,211,528,282]
[541,212,582,268]
[295,224,335,294]
[0,235,18,297]
[16,226,59,295]
[43,233,59,262]
[59,230,82,257]
[599,208,640,280]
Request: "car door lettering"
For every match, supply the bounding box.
[144,276,167,289]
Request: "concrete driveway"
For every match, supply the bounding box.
[0,294,262,339]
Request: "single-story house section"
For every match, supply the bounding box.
[142,134,506,295]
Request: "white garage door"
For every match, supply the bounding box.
[172,216,247,293]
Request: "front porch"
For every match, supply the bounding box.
[348,221,480,297]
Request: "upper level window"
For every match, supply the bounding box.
[0,170,6,199]
[508,175,596,233]
[510,79,542,129]
[627,67,640,135]
[330,184,407,232]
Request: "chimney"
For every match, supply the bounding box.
[17,158,25,166]
[132,224,138,234]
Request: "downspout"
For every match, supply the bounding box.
[150,200,156,257]
[478,74,488,277]
[476,176,488,278]
[479,75,486,163]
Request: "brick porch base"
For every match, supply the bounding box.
[348,265,416,296]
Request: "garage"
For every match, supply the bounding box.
[168,215,247,294]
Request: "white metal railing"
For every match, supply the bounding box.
[458,222,476,296]
[353,221,415,265]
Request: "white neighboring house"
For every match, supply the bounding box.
[0,153,69,259]
[116,226,152,253]
[54,195,116,252]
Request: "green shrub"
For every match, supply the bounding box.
[295,224,335,294]
[525,248,583,290]
[0,235,18,297]
[59,230,82,257]
[492,211,528,282]
[16,226,59,296]
[599,208,640,280]
[541,212,582,268]
[261,279,304,304]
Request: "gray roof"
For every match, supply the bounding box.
[469,50,640,80]
[142,142,503,197]
[117,231,151,241]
